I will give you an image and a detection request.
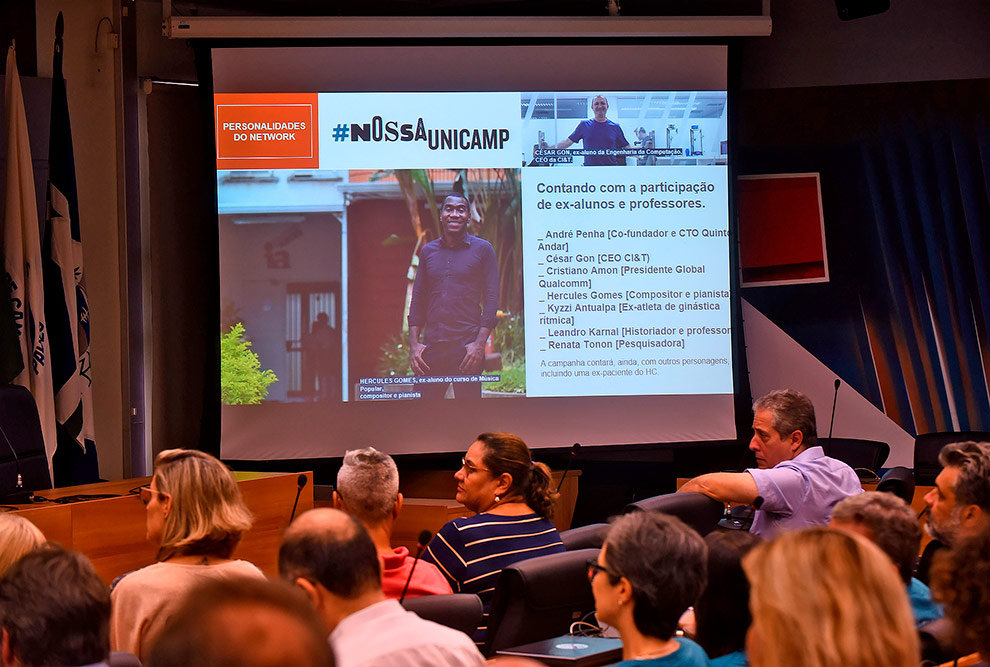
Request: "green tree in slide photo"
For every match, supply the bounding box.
[220,322,278,405]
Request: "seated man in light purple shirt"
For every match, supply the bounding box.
[678,389,863,538]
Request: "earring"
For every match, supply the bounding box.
[494,495,500,503]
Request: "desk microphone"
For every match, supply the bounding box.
[828,379,841,440]
[556,443,581,494]
[289,474,308,523]
[399,529,432,604]
[0,422,33,505]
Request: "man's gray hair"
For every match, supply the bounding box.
[336,447,399,524]
[939,441,990,511]
[753,389,817,448]
[831,491,920,583]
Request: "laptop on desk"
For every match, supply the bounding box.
[495,635,623,667]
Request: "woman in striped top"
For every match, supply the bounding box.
[422,432,565,643]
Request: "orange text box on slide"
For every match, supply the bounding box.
[215,93,319,169]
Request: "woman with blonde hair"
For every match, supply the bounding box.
[0,513,45,577]
[742,527,919,667]
[110,449,265,660]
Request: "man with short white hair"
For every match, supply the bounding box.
[335,447,450,598]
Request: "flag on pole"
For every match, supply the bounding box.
[44,13,98,485]
[3,43,58,470]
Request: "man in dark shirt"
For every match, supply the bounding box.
[408,193,498,399]
[556,94,631,166]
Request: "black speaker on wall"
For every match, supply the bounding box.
[835,0,890,20]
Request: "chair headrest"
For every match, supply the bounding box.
[877,466,915,505]
[504,548,597,610]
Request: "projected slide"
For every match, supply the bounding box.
[216,91,730,405]
[212,42,738,461]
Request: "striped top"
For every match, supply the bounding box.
[422,512,565,643]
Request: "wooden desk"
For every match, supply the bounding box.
[398,469,581,532]
[11,471,312,584]
[393,498,473,552]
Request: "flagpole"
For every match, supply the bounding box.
[44,11,100,486]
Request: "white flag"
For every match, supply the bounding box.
[3,45,57,469]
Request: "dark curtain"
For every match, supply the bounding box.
[739,79,990,436]
[859,82,990,434]
[146,80,220,457]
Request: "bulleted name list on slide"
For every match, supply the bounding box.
[522,166,733,398]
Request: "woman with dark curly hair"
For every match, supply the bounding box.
[423,432,564,644]
[930,527,990,666]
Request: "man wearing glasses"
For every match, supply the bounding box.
[408,193,499,400]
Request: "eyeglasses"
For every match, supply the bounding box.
[586,558,619,582]
[138,486,169,506]
[460,457,490,475]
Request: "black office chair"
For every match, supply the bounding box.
[876,466,915,505]
[483,548,599,656]
[918,617,957,666]
[401,593,484,637]
[914,431,990,485]
[819,437,890,476]
[108,651,142,667]
[915,539,948,587]
[0,384,53,499]
[559,523,608,551]
[624,492,724,536]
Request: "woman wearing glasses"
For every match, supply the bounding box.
[110,449,265,660]
[422,432,564,645]
[589,512,711,666]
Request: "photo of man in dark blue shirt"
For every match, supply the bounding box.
[408,193,499,399]
[556,95,632,166]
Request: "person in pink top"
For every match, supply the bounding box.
[334,447,451,598]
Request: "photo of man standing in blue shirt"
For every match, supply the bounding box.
[408,193,499,399]
[556,94,632,166]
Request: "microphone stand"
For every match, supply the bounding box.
[828,379,841,440]
[556,443,581,494]
[399,529,432,604]
[289,474,308,523]
[0,423,33,505]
